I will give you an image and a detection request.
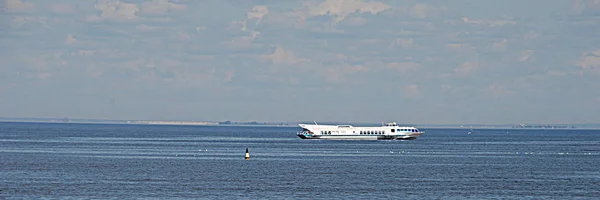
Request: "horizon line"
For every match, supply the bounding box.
[0,116,596,126]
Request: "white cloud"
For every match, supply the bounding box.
[393,38,414,48]
[260,46,309,65]
[409,4,431,19]
[9,16,37,29]
[5,0,35,13]
[445,43,473,50]
[461,17,517,27]
[342,17,367,26]
[247,5,269,24]
[64,34,98,48]
[88,0,139,22]
[74,50,96,57]
[573,0,600,13]
[440,84,453,94]
[21,52,69,74]
[140,0,186,15]
[65,34,76,45]
[294,0,391,23]
[576,49,600,71]
[453,61,481,76]
[493,39,508,51]
[323,64,368,83]
[359,39,380,45]
[445,43,476,55]
[404,84,423,98]
[387,62,421,75]
[224,70,235,82]
[50,3,75,14]
[136,24,162,31]
[519,50,534,62]
[228,20,248,31]
[223,31,261,49]
[523,31,540,40]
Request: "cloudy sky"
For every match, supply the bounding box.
[2,0,600,124]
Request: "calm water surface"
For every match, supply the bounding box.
[1,122,599,199]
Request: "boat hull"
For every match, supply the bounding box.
[297,134,421,140]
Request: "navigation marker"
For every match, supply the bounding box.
[245,148,250,160]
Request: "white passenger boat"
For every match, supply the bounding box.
[297,122,424,140]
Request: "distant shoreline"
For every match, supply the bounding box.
[1,117,599,130]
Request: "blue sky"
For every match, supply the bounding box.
[2,0,600,124]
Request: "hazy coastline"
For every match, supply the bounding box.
[1,117,599,130]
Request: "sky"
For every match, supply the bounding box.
[2,0,600,124]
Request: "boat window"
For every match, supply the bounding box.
[391,129,395,133]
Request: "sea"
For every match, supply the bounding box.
[1,122,599,199]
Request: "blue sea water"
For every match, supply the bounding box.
[1,122,599,199]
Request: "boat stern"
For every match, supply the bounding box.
[297,124,318,139]
[297,131,317,139]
